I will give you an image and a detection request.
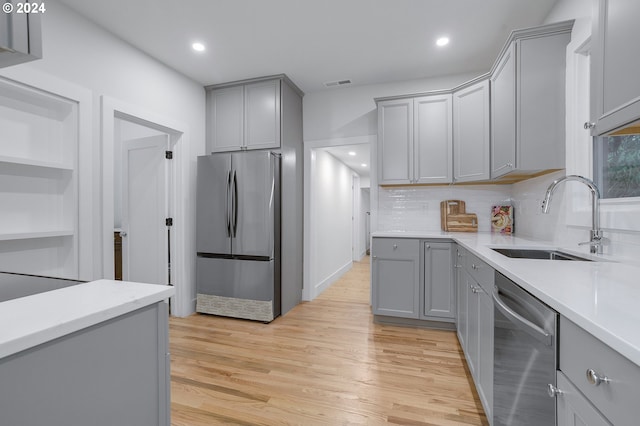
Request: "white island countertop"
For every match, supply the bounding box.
[0,279,174,360]
[373,231,640,367]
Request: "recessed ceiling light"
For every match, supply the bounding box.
[436,37,450,47]
[361,163,368,167]
[192,42,206,52]
[348,151,356,156]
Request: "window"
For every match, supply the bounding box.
[594,130,640,199]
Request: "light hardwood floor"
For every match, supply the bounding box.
[169,257,489,425]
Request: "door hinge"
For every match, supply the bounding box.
[165,151,173,159]
[166,218,173,227]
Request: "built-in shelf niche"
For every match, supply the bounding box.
[0,78,79,279]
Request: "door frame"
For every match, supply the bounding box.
[303,134,374,302]
[101,95,188,315]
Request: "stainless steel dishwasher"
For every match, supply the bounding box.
[493,272,558,426]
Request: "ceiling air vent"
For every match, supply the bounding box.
[323,79,352,88]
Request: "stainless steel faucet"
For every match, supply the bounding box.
[541,175,603,254]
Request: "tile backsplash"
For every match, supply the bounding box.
[377,185,513,233]
[375,173,640,264]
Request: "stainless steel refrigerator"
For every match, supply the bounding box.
[195,151,281,322]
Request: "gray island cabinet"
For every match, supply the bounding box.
[0,279,174,426]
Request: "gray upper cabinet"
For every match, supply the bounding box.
[208,86,244,152]
[414,94,453,184]
[490,22,573,179]
[207,78,282,152]
[0,5,42,68]
[422,241,455,320]
[244,80,281,150]
[590,0,640,135]
[377,98,413,184]
[377,94,452,185]
[453,79,490,182]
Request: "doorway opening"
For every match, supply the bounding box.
[101,96,187,316]
[304,138,371,301]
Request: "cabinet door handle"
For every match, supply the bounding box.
[425,244,430,249]
[547,384,563,398]
[586,369,610,386]
[392,244,398,249]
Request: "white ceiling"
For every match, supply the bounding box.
[322,144,371,179]
[58,0,559,94]
[58,0,558,175]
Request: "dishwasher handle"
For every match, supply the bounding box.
[493,286,553,347]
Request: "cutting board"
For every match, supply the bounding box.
[446,213,478,232]
[440,200,466,231]
[440,200,477,232]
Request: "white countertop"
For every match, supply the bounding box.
[373,231,640,367]
[0,279,174,360]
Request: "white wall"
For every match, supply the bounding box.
[0,1,205,316]
[309,150,355,298]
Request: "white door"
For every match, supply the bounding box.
[121,134,169,284]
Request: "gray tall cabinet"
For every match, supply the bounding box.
[205,75,304,315]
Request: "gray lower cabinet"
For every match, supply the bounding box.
[556,371,612,426]
[590,0,640,135]
[455,247,468,349]
[371,237,420,318]
[555,316,640,426]
[456,246,494,423]
[422,240,455,320]
[0,302,170,426]
[490,21,573,179]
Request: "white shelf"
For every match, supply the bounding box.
[0,155,73,171]
[0,76,79,279]
[0,230,75,242]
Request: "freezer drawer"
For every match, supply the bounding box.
[196,257,280,322]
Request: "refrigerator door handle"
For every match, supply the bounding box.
[232,169,238,238]
[226,170,232,237]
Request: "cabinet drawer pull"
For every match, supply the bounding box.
[586,368,610,386]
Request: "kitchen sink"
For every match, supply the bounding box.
[491,248,592,261]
